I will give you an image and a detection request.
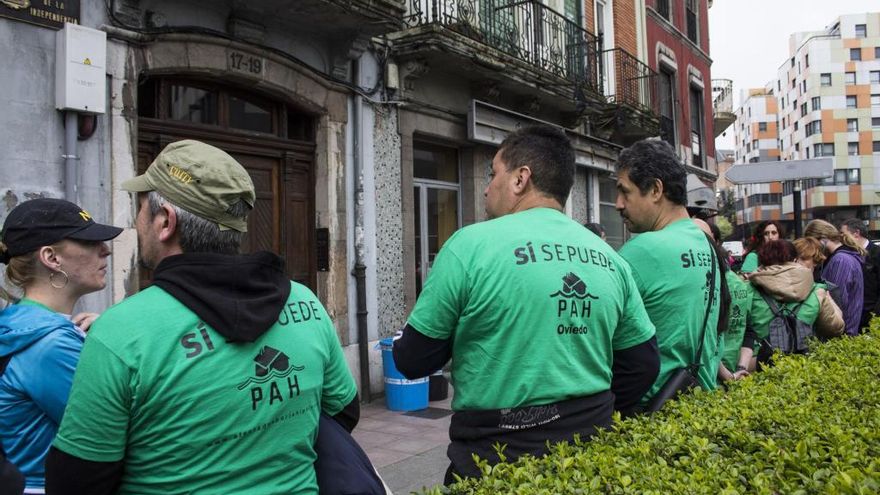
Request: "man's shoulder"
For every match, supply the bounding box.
[100,286,180,319]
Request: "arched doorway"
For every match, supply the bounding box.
[136,77,317,290]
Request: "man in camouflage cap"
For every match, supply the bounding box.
[46,140,360,494]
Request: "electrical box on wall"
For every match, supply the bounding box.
[56,23,107,114]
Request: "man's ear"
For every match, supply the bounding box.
[650,178,665,203]
[157,203,178,243]
[513,166,532,193]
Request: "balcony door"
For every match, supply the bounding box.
[412,142,461,295]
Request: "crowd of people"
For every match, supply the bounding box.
[0,127,875,493]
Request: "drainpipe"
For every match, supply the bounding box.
[351,60,371,403]
[63,111,79,202]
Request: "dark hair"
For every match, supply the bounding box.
[616,139,687,206]
[708,223,722,244]
[498,125,575,206]
[584,222,605,237]
[757,240,794,267]
[840,218,865,238]
[746,220,784,253]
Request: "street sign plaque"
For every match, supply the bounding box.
[725,158,833,185]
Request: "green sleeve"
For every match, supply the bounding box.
[740,252,758,273]
[612,263,656,350]
[53,335,132,462]
[406,243,468,340]
[317,305,357,416]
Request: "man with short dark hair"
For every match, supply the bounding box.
[840,218,880,330]
[615,139,722,406]
[45,140,358,494]
[393,125,659,483]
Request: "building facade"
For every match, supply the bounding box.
[644,0,718,188]
[729,13,880,235]
[2,0,713,398]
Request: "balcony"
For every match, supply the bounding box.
[712,78,735,137]
[390,0,602,115]
[594,48,660,146]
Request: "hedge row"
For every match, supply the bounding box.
[424,323,880,494]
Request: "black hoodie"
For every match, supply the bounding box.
[152,251,291,343]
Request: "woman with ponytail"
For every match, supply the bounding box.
[0,198,121,494]
[804,219,866,336]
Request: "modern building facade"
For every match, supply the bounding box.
[729,13,880,235]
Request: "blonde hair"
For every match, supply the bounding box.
[804,219,866,257]
[793,237,826,266]
[0,240,41,303]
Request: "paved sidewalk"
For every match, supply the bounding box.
[355,392,454,495]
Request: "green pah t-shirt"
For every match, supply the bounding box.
[53,282,356,494]
[618,218,722,403]
[720,271,752,371]
[407,208,655,411]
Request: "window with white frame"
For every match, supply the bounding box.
[848,119,859,132]
[850,48,862,61]
[812,96,821,110]
[856,24,867,38]
[820,73,832,86]
[845,72,856,85]
[814,143,834,157]
[685,0,699,45]
[847,95,858,108]
[848,142,859,155]
[871,71,880,84]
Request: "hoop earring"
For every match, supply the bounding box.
[50,269,69,290]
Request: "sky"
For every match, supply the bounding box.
[709,0,878,150]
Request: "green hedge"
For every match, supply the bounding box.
[425,324,880,494]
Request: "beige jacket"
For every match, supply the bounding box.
[750,263,845,338]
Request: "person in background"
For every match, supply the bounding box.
[839,218,880,331]
[740,220,783,275]
[583,222,606,241]
[393,125,659,483]
[615,139,722,406]
[748,240,844,365]
[804,219,865,337]
[0,198,121,494]
[45,140,358,494]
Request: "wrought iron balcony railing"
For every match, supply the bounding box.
[405,0,599,95]
[599,48,658,115]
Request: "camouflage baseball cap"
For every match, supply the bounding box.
[121,140,255,232]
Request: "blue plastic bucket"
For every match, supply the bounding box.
[380,338,428,411]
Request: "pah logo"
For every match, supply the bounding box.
[237,346,305,411]
[550,272,598,318]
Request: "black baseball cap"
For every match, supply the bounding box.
[0,198,122,263]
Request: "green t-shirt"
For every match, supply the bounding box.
[748,284,822,342]
[740,251,759,273]
[407,208,655,411]
[618,218,722,403]
[720,271,752,371]
[53,282,356,494]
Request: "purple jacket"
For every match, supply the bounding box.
[823,247,864,336]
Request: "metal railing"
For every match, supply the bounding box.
[712,78,733,116]
[405,0,599,94]
[599,48,658,115]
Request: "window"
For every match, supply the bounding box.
[872,71,880,84]
[873,117,880,129]
[856,24,867,38]
[690,86,705,167]
[746,142,751,153]
[659,68,676,146]
[792,99,797,110]
[874,141,880,153]
[850,48,862,61]
[794,121,799,131]
[752,139,758,149]
[800,102,808,116]
[806,120,822,136]
[802,80,807,93]
[814,143,834,157]
[413,142,460,295]
[821,73,831,86]
[778,80,782,91]
[824,169,861,186]
[656,0,670,20]
[847,95,858,108]
[168,84,219,125]
[759,122,767,132]
[805,54,810,68]
[845,72,856,85]
[849,169,860,184]
[812,96,821,111]
[848,142,859,155]
[791,78,796,89]
[795,143,800,152]
[686,0,698,44]
[873,94,880,107]
[848,119,859,132]
[599,175,626,248]
[877,47,880,59]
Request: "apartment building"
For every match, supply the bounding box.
[730,12,880,234]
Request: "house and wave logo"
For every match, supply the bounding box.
[237,346,304,390]
[549,272,599,300]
